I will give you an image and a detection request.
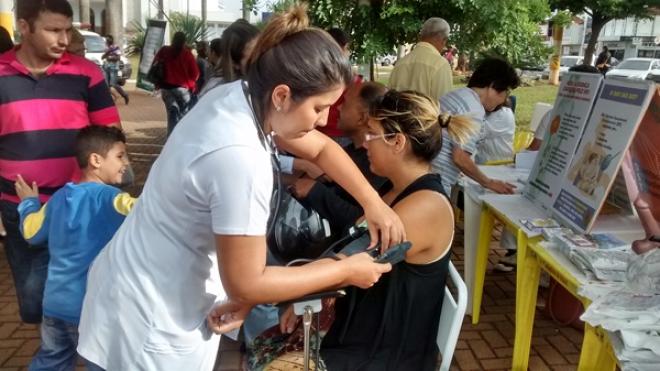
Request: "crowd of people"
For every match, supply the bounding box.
[0,0,571,370]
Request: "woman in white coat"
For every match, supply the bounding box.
[77,5,404,371]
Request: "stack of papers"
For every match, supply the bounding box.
[543,228,632,281]
[581,292,660,370]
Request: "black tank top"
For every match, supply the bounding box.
[321,173,452,371]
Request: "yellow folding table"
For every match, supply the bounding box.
[512,240,618,370]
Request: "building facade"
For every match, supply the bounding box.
[68,0,259,41]
[557,14,660,61]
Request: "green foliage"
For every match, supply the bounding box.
[307,0,552,68]
[126,20,146,57]
[168,12,211,46]
[125,12,210,57]
[551,10,573,27]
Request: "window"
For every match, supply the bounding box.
[617,60,651,71]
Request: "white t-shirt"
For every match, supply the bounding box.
[431,87,485,195]
[475,107,515,164]
[534,110,552,140]
[78,80,273,370]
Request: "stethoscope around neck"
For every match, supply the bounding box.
[241,79,282,236]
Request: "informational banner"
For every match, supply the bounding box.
[136,19,167,92]
[525,72,603,211]
[621,86,660,237]
[553,79,655,233]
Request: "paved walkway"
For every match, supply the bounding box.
[0,88,582,370]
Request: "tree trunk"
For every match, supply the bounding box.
[202,0,207,41]
[157,0,164,20]
[105,0,122,43]
[549,25,564,86]
[79,0,90,26]
[242,1,250,20]
[584,15,608,67]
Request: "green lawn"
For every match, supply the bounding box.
[376,69,558,131]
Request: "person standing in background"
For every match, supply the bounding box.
[101,35,129,105]
[0,0,120,325]
[389,17,453,101]
[153,31,199,136]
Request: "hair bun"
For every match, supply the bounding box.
[247,4,309,65]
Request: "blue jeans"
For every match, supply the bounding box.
[0,200,48,324]
[29,316,103,371]
[161,87,192,137]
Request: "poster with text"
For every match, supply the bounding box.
[136,19,167,92]
[525,72,603,212]
[553,79,655,233]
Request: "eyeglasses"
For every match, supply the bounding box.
[364,132,397,143]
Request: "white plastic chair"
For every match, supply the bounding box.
[436,261,468,371]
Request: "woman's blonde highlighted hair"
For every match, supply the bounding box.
[369,90,478,161]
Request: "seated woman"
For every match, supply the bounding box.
[250,89,476,370]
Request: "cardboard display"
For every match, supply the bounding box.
[525,72,604,212]
[552,78,655,233]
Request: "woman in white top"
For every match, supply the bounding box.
[77,5,403,371]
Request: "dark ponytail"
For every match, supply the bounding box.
[245,4,352,122]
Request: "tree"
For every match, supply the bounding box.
[550,0,656,65]
[307,0,551,69]
[548,11,573,85]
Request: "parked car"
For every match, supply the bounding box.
[647,69,660,83]
[80,30,132,86]
[542,55,595,80]
[606,58,660,80]
[376,54,397,66]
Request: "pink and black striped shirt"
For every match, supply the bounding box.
[0,49,120,203]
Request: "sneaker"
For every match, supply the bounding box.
[493,263,514,272]
[499,252,517,266]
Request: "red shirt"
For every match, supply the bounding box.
[319,74,364,138]
[0,49,120,203]
[154,46,200,92]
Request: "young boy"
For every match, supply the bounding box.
[14,126,135,370]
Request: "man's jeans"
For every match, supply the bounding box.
[0,200,48,324]
[29,315,104,371]
[161,87,192,136]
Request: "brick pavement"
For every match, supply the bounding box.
[0,87,582,370]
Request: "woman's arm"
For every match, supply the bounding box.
[389,191,454,264]
[215,234,390,304]
[276,131,405,248]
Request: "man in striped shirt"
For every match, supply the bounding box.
[0,0,120,324]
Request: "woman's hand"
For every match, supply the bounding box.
[362,198,406,250]
[206,300,252,335]
[342,252,392,288]
[279,305,299,334]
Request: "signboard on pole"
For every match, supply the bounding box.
[136,19,167,92]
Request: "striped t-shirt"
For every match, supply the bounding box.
[431,87,485,194]
[0,50,120,203]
